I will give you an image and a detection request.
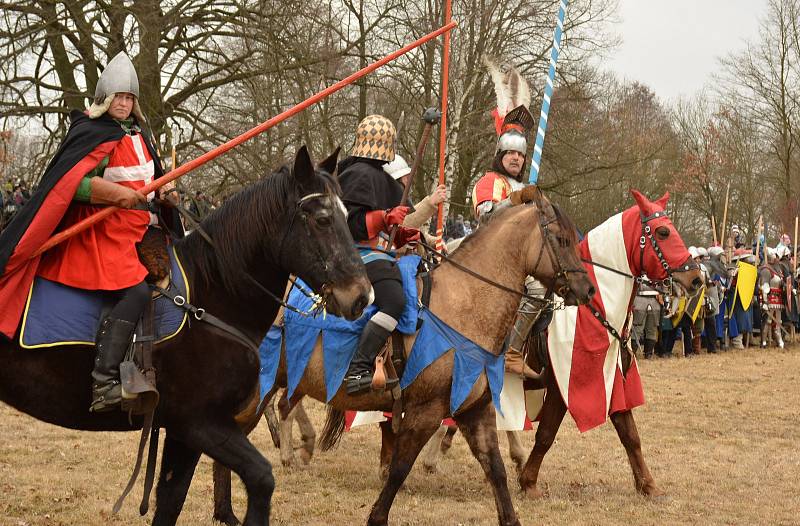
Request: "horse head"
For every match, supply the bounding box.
[280,146,372,319]
[630,190,702,295]
[521,195,595,306]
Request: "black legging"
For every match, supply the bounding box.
[108,280,150,323]
[365,259,405,321]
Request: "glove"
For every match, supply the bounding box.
[89,177,146,209]
[384,206,411,227]
[393,226,420,247]
[508,185,539,206]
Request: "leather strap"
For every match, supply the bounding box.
[152,283,259,352]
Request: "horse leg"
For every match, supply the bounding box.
[506,430,527,476]
[367,407,444,526]
[293,401,316,465]
[165,422,274,526]
[378,420,396,481]
[277,391,297,467]
[610,410,665,497]
[152,434,202,526]
[518,390,567,498]
[420,424,448,474]
[440,424,458,453]
[212,461,240,526]
[455,399,521,526]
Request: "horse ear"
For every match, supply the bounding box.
[655,191,670,209]
[629,189,650,212]
[317,146,341,177]
[293,145,314,184]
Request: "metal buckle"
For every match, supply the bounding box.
[194,308,205,320]
[173,295,186,306]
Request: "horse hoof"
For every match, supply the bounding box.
[298,448,313,465]
[213,512,241,526]
[644,488,668,502]
[522,485,546,499]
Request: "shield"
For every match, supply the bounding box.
[671,296,686,327]
[686,286,706,322]
[734,261,758,311]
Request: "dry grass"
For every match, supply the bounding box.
[2,345,799,526]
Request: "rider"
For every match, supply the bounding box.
[339,115,421,394]
[0,52,178,412]
[472,105,541,378]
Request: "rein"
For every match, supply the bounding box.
[174,191,331,317]
[578,208,699,347]
[416,239,562,308]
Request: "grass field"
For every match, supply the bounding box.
[2,344,799,525]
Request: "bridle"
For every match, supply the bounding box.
[416,199,586,308]
[179,190,340,317]
[579,208,699,346]
[532,196,587,299]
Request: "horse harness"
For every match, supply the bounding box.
[581,209,699,349]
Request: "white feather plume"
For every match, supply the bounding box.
[483,55,512,118]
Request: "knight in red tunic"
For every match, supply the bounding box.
[471,95,542,381]
[0,52,177,412]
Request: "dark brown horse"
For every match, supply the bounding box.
[213,195,597,526]
[0,147,372,526]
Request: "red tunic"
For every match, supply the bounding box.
[471,171,514,218]
[37,133,155,290]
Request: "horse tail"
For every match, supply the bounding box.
[318,406,346,451]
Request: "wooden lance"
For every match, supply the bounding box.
[719,182,730,247]
[711,215,718,246]
[387,108,441,248]
[32,21,457,259]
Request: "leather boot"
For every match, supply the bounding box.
[643,339,656,359]
[345,320,396,395]
[504,347,539,379]
[90,318,136,412]
[692,335,702,355]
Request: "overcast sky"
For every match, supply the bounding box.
[603,0,769,102]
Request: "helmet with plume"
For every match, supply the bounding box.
[484,56,534,156]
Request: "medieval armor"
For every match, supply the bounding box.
[351,114,396,162]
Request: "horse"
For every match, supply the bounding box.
[212,193,597,526]
[0,146,373,526]
[406,190,703,501]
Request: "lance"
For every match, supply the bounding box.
[387,108,441,248]
[32,21,457,259]
[755,215,764,264]
[719,182,730,247]
[434,0,453,252]
[528,0,569,184]
[794,216,798,275]
[711,215,718,246]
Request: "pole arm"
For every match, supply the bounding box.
[387,108,441,248]
[32,21,457,259]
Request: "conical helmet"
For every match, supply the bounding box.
[94,52,139,102]
[351,115,396,162]
[496,105,534,155]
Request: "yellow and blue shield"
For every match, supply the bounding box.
[734,261,758,311]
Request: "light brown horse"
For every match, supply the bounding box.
[397,191,703,503]
[213,197,596,526]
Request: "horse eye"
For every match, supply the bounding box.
[316,213,332,227]
[656,226,670,240]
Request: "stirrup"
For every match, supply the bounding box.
[345,374,398,395]
[90,381,122,413]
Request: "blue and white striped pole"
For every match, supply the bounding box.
[529,0,569,184]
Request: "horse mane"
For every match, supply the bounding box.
[451,202,577,260]
[177,165,338,297]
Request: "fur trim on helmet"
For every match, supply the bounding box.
[87,93,147,124]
